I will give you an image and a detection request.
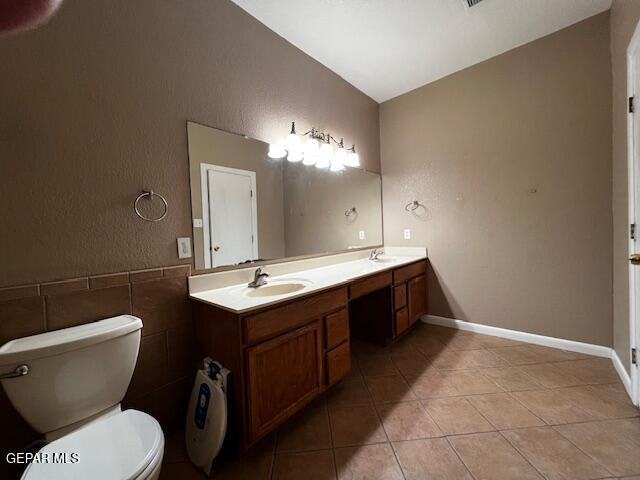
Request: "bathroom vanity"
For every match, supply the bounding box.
[189,248,427,450]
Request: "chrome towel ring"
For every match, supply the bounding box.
[405,200,423,212]
[134,190,168,222]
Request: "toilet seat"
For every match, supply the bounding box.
[21,409,164,480]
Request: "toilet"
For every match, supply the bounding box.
[0,315,164,479]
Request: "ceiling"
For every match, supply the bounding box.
[231,0,612,103]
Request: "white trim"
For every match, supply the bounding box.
[612,349,634,400]
[626,18,640,410]
[422,315,611,358]
[200,163,259,268]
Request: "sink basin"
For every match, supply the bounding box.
[246,282,307,297]
[370,257,398,263]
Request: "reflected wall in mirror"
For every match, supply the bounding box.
[187,121,383,270]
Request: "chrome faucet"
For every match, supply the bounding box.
[248,267,269,288]
[369,248,383,261]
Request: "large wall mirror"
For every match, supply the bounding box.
[187,121,383,271]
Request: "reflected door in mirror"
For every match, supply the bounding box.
[204,165,257,267]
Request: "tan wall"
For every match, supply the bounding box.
[283,165,383,257]
[0,0,379,288]
[187,122,285,269]
[380,13,613,346]
[610,1,640,372]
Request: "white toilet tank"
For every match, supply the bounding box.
[0,315,142,435]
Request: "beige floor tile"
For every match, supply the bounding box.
[481,366,544,391]
[437,334,487,351]
[419,324,471,339]
[476,335,524,348]
[467,393,544,429]
[375,401,442,441]
[390,352,436,377]
[214,449,274,480]
[590,382,638,406]
[406,370,460,399]
[431,348,507,370]
[449,432,543,480]
[365,375,416,403]
[489,345,548,365]
[350,339,385,358]
[502,426,611,480]
[556,386,639,420]
[512,389,597,424]
[327,377,372,407]
[553,358,620,384]
[443,369,503,395]
[528,345,589,362]
[357,354,400,377]
[273,450,336,480]
[421,397,494,435]
[519,363,585,388]
[328,403,387,447]
[410,336,449,356]
[555,419,640,477]
[392,438,473,480]
[334,443,404,480]
[277,403,332,452]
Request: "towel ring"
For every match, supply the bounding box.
[344,207,357,217]
[134,190,168,222]
[405,200,422,212]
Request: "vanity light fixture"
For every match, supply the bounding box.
[269,122,360,171]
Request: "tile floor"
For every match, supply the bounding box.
[160,323,640,480]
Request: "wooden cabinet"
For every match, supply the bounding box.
[246,321,324,441]
[408,274,427,324]
[192,259,428,452]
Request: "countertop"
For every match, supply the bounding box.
[189,248,427,314]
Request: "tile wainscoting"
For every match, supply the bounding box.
[0,263,196,457]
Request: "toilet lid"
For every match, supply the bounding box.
[21,410,163,480]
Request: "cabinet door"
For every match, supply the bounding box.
[246,321,324,443]
[408,275,427,324]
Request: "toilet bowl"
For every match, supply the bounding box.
[0,315,165,479]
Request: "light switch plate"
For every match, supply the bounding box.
[177,237,192,259]
[403,229,412,240]
[358,230,366,240]
[193,218,203,228]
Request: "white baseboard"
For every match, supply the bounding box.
[422,314,611,358]
[611,349,633,399]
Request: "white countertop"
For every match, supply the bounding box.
[189,247,427,314]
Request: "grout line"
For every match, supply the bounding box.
[496,429,548,478]
[444,435,479,480]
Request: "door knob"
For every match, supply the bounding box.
[213,246,220,252]
[630,254,640,265]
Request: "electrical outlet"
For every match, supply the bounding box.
[403,229,412,240]
[177,237,192,259]
[358,230,366,240]
[193,218,203,228]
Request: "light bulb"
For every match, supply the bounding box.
[330,155,345,172]
[316,142,333,169]
[302,138,319,166]
[268,143,287,159]
[287,147,303,162]
[334,146,347,164]
[286,132,301,151]
[345,151,360,167]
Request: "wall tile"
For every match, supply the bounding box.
[40,278,88,296]
[163,265,191,278]
[130,268,163,283]
[0,285,39,302]
[0,296,46,344]
[46,285,131,331]
[167,323,196,381]
[89,272,130,289]
[127,332,170,399]
[132,276,191,336]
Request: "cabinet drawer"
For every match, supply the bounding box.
[244,287,348,345]
[395,307,409,335]
[393,261,426,285]
[325,308,349,350]
[349,271,392,299]
[394,284,407,310]
[326,341,350,385]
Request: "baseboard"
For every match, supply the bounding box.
[422,314,611,358]
[611,349,633,399]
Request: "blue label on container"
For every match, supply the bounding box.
[194,383,210,430]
